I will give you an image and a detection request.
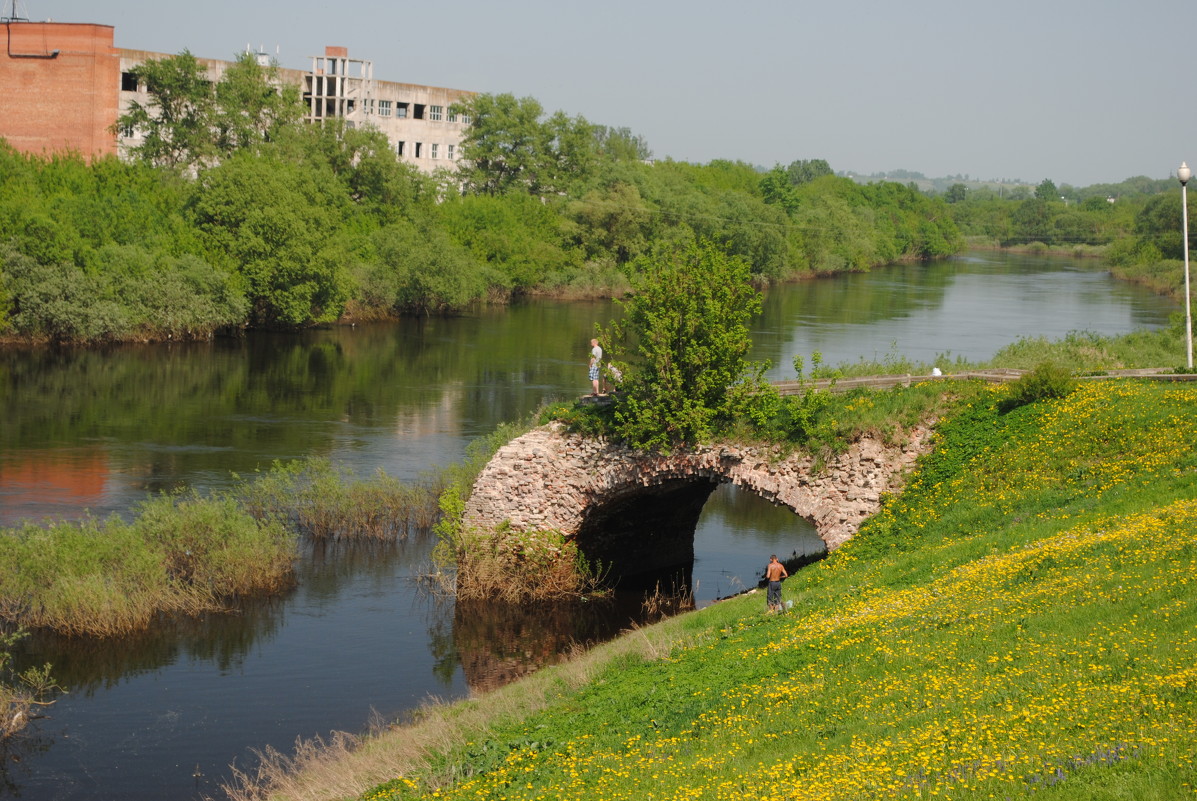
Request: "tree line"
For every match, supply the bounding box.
[0,49,1065,345]
[936,174,1193,299]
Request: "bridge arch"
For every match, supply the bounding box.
[462,423,933,585]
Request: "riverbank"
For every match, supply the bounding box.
[227,377,1197,800]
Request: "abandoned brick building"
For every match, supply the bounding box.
[0,17,473,171]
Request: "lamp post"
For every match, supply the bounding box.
[1180,162,1193,369]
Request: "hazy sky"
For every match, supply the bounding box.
[29,0,1197,186]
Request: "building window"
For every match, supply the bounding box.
[447,110,458,123]
[414,142,422,158]
[460,113,471,125]
[430,143,439,159]
[378,100,392,117]
[120,123,135,138]
[447,144,455,160]
[414,104,426,120]
[396,102,409,118]
[120,72,138,92]
[396,141,405,157]
[428,105,443,121]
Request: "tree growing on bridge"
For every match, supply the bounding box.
[603,240,772,449]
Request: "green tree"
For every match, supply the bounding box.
[1035,178,1059,202]
[786,159,833,186]
[1012,197,1052,243]
[116,51,304,170]
[1133,193,1187,260]
[452,93,596,196]
[761,165,800,214]
[568,182,652,263]
[115,51,216,169]
[944,183,967,204]
[361,219,488,313]
[188,152,350,326]
[452,93,548,195]
[603,240,768,449]
[592,126,652,161]
[212,53,303,156]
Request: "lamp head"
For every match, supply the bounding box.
[1180,162,1192,186]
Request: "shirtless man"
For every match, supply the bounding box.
[765,554,788,612]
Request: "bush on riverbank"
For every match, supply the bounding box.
[225,379,1197,801]
[452,524,609,603]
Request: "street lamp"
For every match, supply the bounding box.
[1180,162,1193,369]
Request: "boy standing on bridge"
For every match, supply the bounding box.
[588,338,603,395]
[765,554,788,612]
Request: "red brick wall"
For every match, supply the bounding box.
[0,22,120,160]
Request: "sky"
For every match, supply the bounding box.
[24,0,1197,187]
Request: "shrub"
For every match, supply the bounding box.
[0,629,62,737]
[604,240,766,450]
[1001,361,1076,412]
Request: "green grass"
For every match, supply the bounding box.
[248,378,1197,801]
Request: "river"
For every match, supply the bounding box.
[0,251,1178,800]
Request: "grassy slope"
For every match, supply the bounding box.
[324,378,1197,801]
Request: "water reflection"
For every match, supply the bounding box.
[754,252,1175,376]
[13,537,440,697]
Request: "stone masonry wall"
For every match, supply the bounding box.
[463,423,935,552]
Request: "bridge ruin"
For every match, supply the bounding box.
[461,423,934,585]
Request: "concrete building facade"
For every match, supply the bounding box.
[2,19,473,173]
[298,46,472,169]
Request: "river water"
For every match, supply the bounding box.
[0,251,1177,800]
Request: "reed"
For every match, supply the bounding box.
[235,458,444,540]
[452,526,609,603]
[0,493,295,637]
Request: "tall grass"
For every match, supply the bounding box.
[451,525,610,603]
[0,493,294,637]
[235,458,444,540]
[224,380,1197,801]
[988,324,1188,372]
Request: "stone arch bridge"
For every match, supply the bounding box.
[462,423,933,582]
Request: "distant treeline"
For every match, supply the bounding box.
[0,52,967,344]
[936,176,1193,298]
